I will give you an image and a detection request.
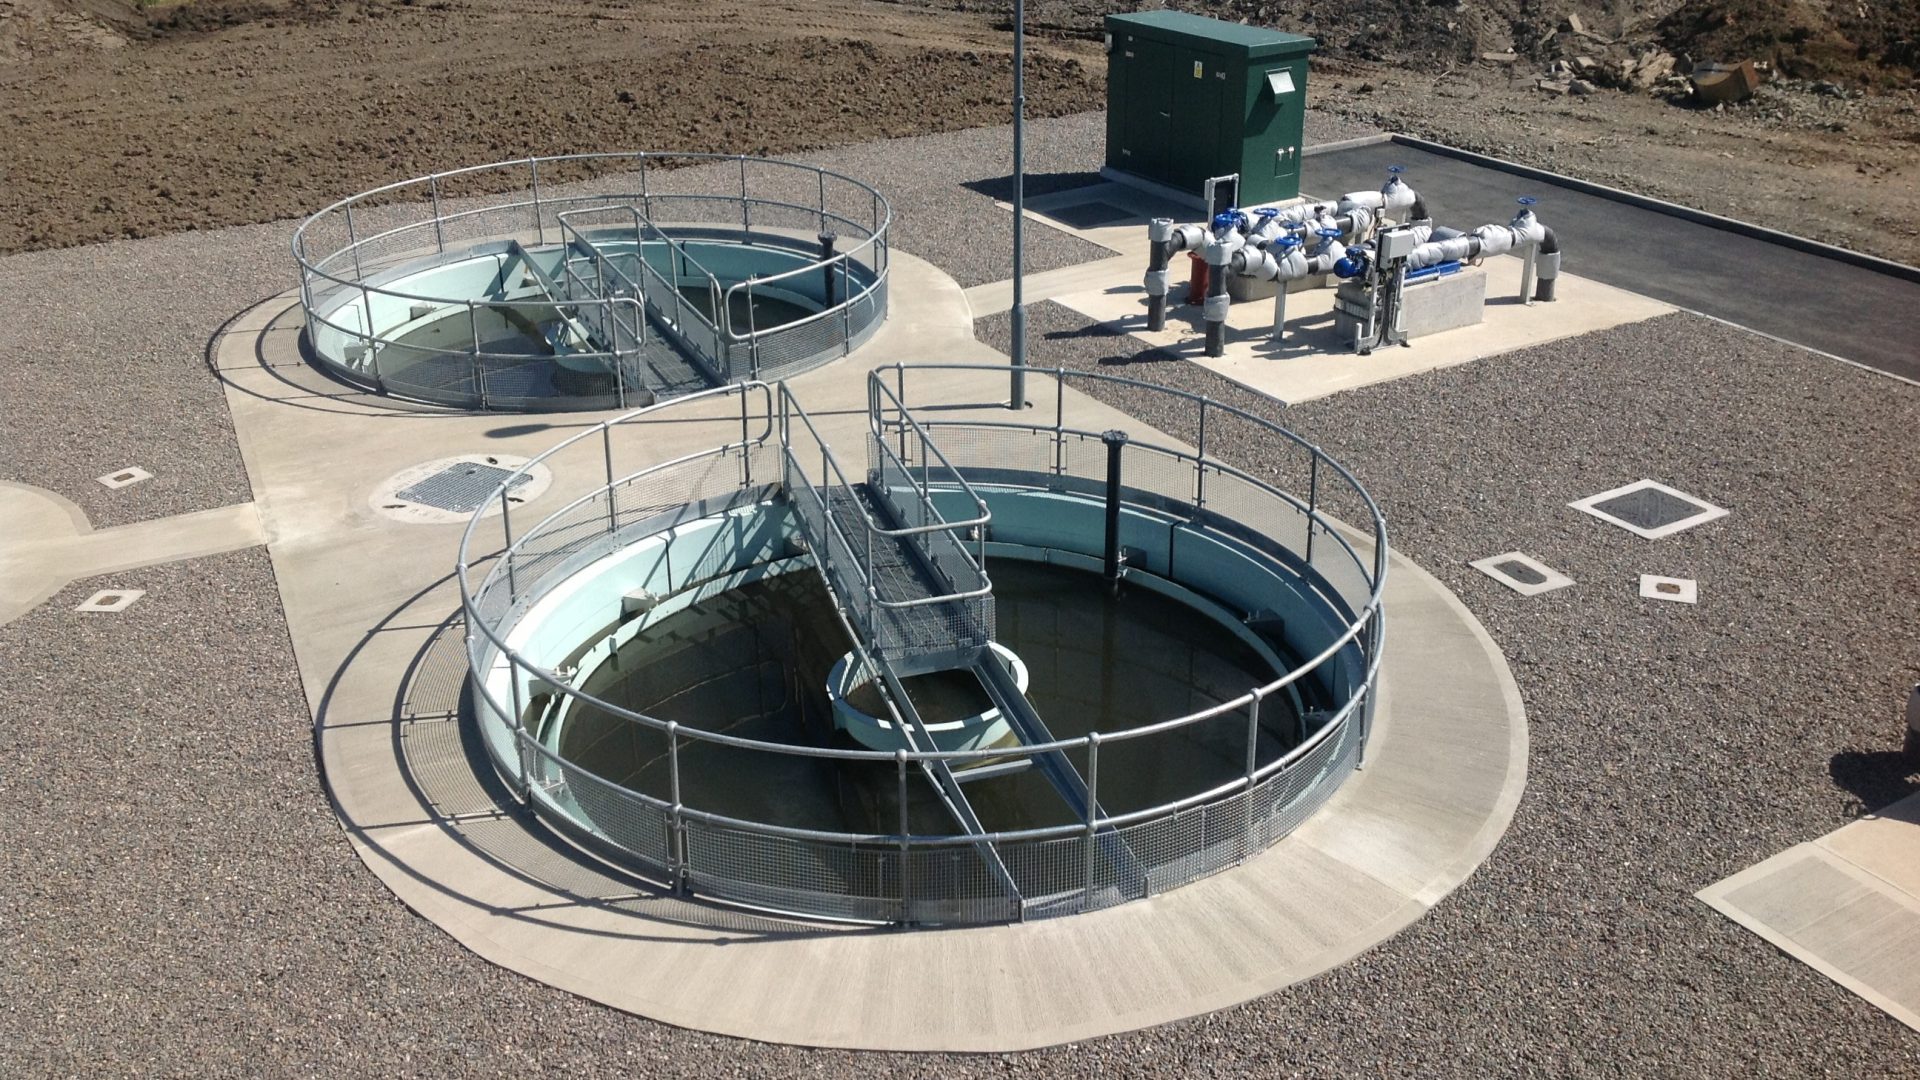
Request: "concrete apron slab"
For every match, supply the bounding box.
[1049,253,1673,404]
[1699,791,1920,1032]
[218,246,1526,1051]
[0,481,266,625]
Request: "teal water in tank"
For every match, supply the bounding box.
[555,559,1304,837]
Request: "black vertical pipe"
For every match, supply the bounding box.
[819,232,838,307]
[1145,220,1172,332]
[1203,246,1230,358]
[1102,429,1128,594]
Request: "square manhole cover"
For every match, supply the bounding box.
[1570,480,1727,539]
[1043,201,1135,230]
[397,463,531,514]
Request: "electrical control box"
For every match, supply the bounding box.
[1104,12,1316,206]
[1376,225,1420,263]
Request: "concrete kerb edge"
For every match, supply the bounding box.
[1301,133,1396,157]
[1386,133,1920,286]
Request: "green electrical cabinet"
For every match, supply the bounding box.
[1104,12,1316,206]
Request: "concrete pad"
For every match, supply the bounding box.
[1048,253,1674,404]
[1700,789,1920,1032]
[217,241,1526,1050]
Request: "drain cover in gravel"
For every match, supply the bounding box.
[1569,479,1727,539]
[371,454,551,525]
[96,466,152,490]
[1639,574,1698,604]
[1468,551,1574,596]
[76,589,145,613]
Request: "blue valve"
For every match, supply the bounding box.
[1211,209,1249,233]
[1254,206,1281,218]
[1386,164,1406,176]
[1333,248,1368,279]
[1315,227,1342,238]
[1516,195,1538,207]
[1275,234,1303,251]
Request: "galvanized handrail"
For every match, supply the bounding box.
[292,151,892,403]
[775,384,994,614]
[460,367,1385,802]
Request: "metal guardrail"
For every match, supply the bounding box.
[292,152,892,410]
[458,367,1388,924]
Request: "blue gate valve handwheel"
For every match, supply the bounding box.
[1386,164,1406,175]
[1276,235,1303,251]
[1254,207,1281,218]
[1516,195,1538,207]
[1315,227,1342,239]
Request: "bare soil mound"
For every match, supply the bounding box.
[1657,0,1920,87]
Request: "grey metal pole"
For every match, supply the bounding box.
[1008,0,1028,409]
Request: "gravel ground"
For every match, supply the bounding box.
[7,305,1915,1076]
[19,111,1920,1075]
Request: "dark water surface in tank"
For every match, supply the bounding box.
[557,559,1300,837]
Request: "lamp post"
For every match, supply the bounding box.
[1009,0,1028,409]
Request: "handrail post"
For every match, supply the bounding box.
[345,203,362,279]
[668,721,687,894]
[1305,452,1320,564]
[529,157,545,245]
[739,155,750,232]
[602,423,617,533]
[509,671,531,799]
[840,257,853,355]
[1082,733,1101,910]
[469,301,487,410]
[499,486,517,596]
[1195,397,1209,510]
[739,390,753,488]
[429,174,445,253]
[896,748,912,924]
[1243,689,1262,852]
[746,277,760,380]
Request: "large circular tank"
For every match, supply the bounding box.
[294,153,889,411]
[461,366,1387,925]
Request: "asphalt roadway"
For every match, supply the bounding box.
[1304,141,1920,382]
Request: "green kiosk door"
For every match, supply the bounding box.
[1113,37,1172,180]
[1170,45,1226,195]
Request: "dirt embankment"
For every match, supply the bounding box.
[0,0,1107,253]
[1,0,1917,262]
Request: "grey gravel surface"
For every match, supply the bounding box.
[5,307,1915,1076]
[0,225,286,530]
[31,111,1919,1076]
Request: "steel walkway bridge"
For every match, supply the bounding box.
[777,377,1141,916]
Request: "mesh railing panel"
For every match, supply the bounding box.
[683,820,898,923]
